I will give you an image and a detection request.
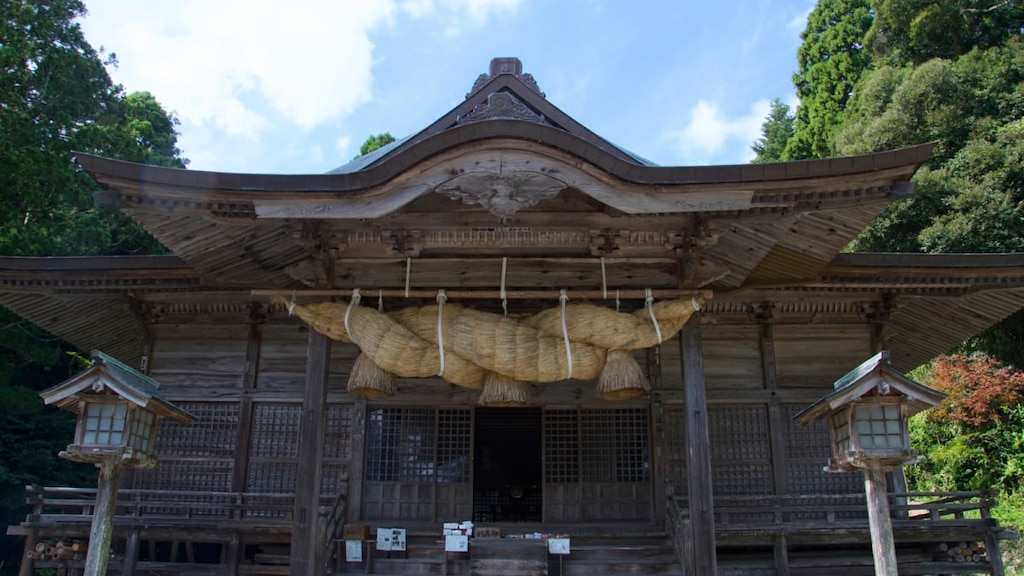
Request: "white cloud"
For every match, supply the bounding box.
[401,0,435,18]
[787,3,814,33]
[668,98,771,165]
[335,135,353,158]
[81,0,396,137]
[79,0,522,170]
[444,0,520,21]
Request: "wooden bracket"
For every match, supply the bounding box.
[383,229,423,257]
[751,301,775,323]
[589,228,626,256]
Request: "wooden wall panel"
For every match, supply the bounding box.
[702,325,764,390]
[255,324,309,391]
[543,485,581,522]
[148,324,248,393]
[257,323,359,392]
[773,324,874,388]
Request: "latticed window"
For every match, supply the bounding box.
[366,408,471,483]
[437,409,471,483]
[544,408,649,484]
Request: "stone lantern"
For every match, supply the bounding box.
[40,350,193,576]
[794,350,945,576]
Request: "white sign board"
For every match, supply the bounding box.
[445,534,469,552]
[345,540,363,562]
[548,538,571,555]
[376,528,407,551]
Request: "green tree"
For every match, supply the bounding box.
[867,0,1024,67]
[839,36,1024,255]
[0,1,188,568]
[355,132,396,159]
[0,0,186,258]
[907,353,1024,493]
[751,98,795,163]
[784,0,874,160]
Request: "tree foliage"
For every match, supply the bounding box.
[0,0,186,258]
[784,0,874,160]
[751,98,795,163]
[907,354,1024,493]
[866,0,1024,67]
[0,1,188,567]
[355,132,396,159]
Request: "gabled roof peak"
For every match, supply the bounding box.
[468,57,545,98]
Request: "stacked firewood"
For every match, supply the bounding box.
[26,540,87,561]
[932,541,988,563]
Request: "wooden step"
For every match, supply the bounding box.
[330,536,682,576]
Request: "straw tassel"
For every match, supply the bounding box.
[347,353,397,397]
[478,371,531,407]
[598,349,650,400]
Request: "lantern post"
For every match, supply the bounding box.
[39,351,193,575]
[794,351,945,576]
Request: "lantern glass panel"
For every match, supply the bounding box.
[833,414,852,454]
[854,405,903,449]
[82,402,128,446]
[127,409,156,452]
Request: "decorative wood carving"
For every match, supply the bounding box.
[437,172,564,219]
[466,57,545,98]
[458,91,547,125]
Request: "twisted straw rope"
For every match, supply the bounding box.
[277,295,704,389]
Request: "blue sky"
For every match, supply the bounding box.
[79,0,814,174]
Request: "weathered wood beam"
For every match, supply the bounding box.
[252,288,710,300]
[864,461,898,576]
[289,331,332,575]
[679,316,718,574]
[346,397,367,524]
[122,529,140,576]
[84,461,121,576]
[760,308,790,499]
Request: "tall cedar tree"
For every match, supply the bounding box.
[784,0,874,160]
[751,98,796,163]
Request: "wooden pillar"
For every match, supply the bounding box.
[760,313,790,574]
[224,533,241,575]
[773,535,790,576]
[232,321,261,493]
[346,396,367,524]
[680,316,718,575]
[122,529,141,576]
[18,527,38,576]
[84,460,122,576]
[863,461,898,576]
[759,311,789,496]
[290,330,332,575]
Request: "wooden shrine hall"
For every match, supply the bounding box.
[5,57,1024,575]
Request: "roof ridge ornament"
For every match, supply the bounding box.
[467,57,545,98]
[457,91,547,125]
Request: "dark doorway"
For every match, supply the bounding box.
[473,408,542,522]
